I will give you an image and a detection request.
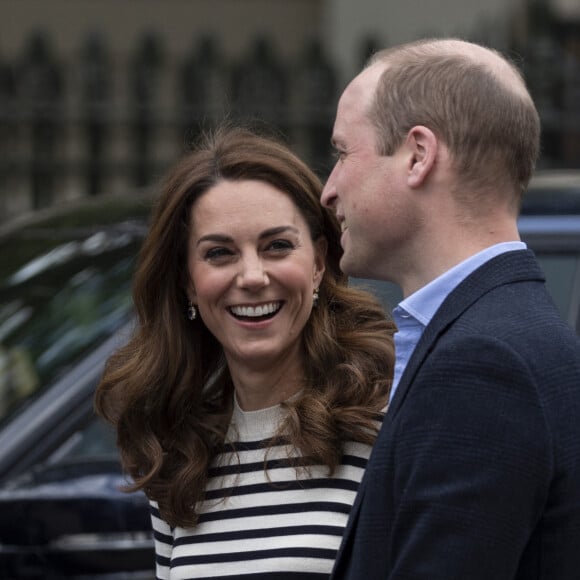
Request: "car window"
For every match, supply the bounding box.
[46,416,119,465]
[536,254,580,325]
[352,252,580,334]
[350,278,402,312]
[0,200,150,429]
[0,239,140,427]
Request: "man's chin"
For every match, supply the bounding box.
[339,254,365,278]
[340,254,383,282]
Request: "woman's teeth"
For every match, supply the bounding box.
[229,302,282,318]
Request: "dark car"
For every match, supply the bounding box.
[0,171,579,579]
[519,170,580,331]
[0,193,156,579]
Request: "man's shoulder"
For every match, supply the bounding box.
[441,249,550,328]
[465,248,544,292]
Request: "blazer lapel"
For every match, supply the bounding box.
[386,249,545,419]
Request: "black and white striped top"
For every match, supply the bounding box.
[150,397,378,579]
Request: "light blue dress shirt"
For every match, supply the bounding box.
[389,241,527,404]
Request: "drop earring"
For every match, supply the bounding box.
[187,301,197,320]
[313,288,319,307]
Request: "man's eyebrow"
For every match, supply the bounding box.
[196,226,299,246]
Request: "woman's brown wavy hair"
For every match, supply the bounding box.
[95,125,395,527]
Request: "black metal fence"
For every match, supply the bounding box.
[0,31,341,221]
[1,29,579,222]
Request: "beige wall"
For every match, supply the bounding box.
[322,0,528,82]
[0,0,328,218]
[0,0,323,60]
[1,0,578,220]
[553,0,580,18]
[2,0,561,88]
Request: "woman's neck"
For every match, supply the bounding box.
[227,352,305,411]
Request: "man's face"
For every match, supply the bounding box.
[321,63,419,283]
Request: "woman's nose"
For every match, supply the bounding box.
[237,255,269,289]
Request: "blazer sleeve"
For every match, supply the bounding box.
[387,333,552,579]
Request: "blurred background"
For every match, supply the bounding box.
[1,3,580,577]
[0,0,579,222]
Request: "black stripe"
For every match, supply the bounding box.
[198,501,351,523]
[209,457,311,477]
[153,528,173,544]
[150,503,161,518]
[224,439,290,452]
[209,453,368,478]
[342,453,369,469]
[205,476,359,500]
[173,524,344,546]
[171,547,336,566]
[155,554,171,567]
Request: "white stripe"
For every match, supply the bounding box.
[169,556,334,579]
[176,509,350,536]
[172,532,341,557]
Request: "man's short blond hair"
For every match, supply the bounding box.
[367,38,540,203]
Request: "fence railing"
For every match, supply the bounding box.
[1,30,579,224]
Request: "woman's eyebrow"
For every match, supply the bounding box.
[259,225,300,239]
[196,233,233,246]
[197,225,299,246]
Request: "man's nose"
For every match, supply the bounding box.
[321,168,337,209]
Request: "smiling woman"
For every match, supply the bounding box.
[188,179,326,409]
[94,125,396,579]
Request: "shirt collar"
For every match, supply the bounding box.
[397,241,527,326]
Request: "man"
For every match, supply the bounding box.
[321,38,580,579]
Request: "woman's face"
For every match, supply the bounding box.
[187,179,326,375]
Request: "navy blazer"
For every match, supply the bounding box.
[332,250,580,579]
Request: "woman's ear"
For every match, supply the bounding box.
[406,125,437,188]
[313,236,327,287]
[186,281,197,304]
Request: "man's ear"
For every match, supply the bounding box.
[405,125,437,188]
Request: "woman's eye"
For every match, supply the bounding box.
[267,239,294,252]
[204,247,233,261]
